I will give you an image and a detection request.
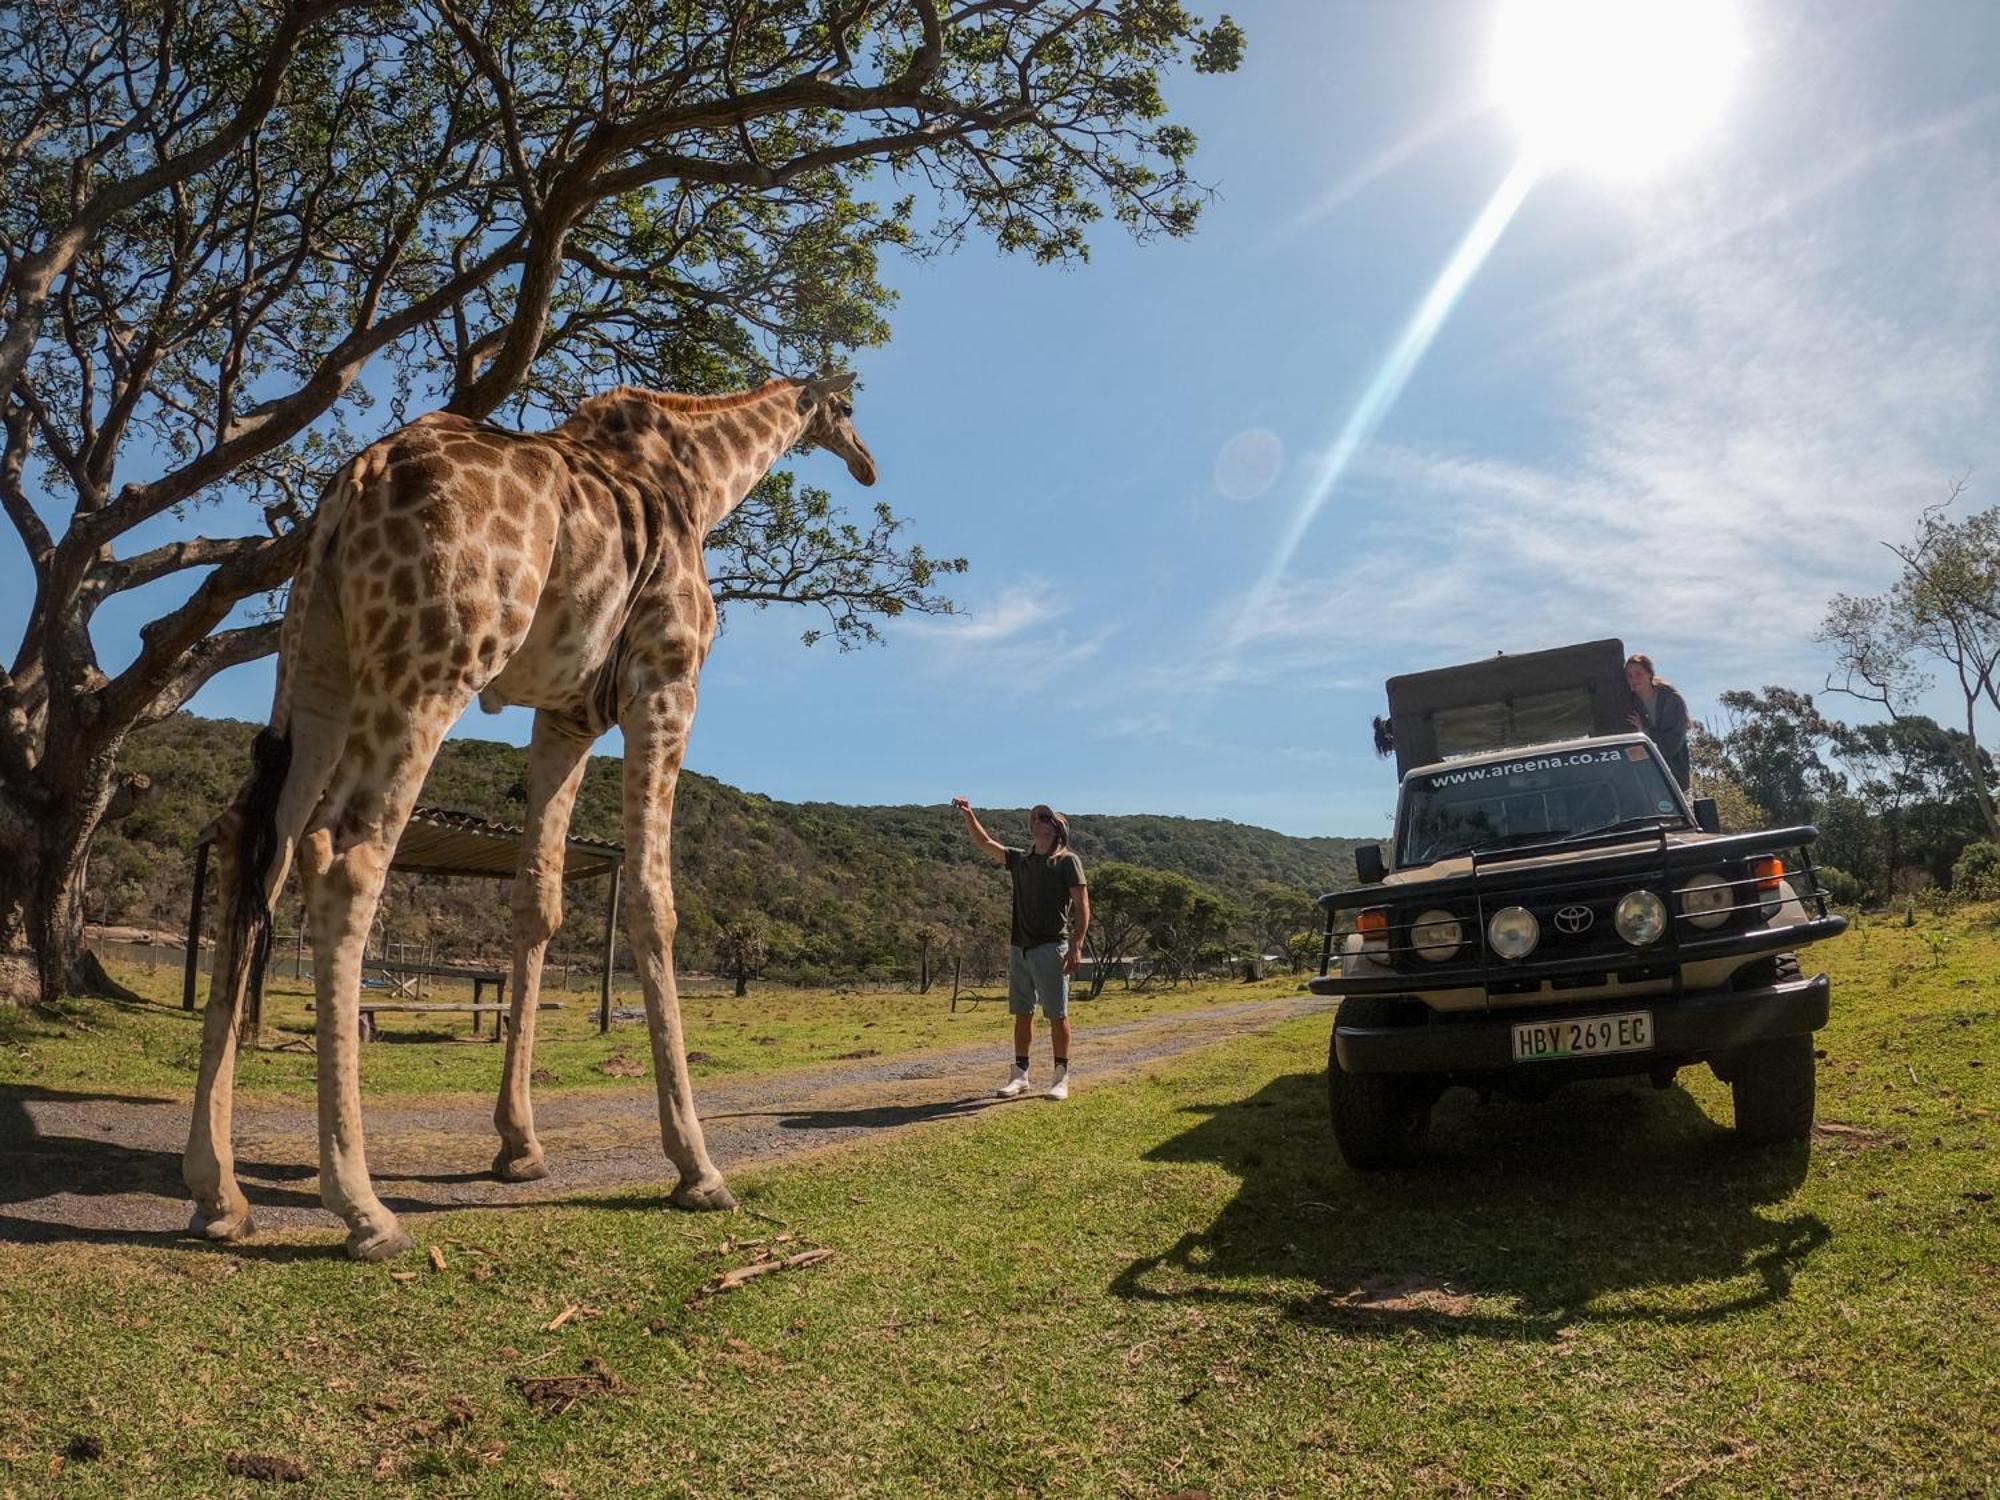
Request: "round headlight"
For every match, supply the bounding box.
[1411,908,1463,961]
[1680,872,1733,929]
[1487,905,1539,960]
[1614,889,1668,946]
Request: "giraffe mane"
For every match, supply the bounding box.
[580,379,798,419]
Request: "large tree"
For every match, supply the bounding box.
[0,0,1245,1003]
[1818,485,2000,843]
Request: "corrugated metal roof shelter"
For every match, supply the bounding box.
[183,805,626,1033]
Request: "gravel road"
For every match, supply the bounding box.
[1,993,1331,1245]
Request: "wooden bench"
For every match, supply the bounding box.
[372,961,508,1008]
[309,998,558,1042]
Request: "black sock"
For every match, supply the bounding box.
[1015,1055,1030,1070]
[1054,1057,1068,1069]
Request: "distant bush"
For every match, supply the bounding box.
[1950,841,2000,901]
[1816,864,1866,908]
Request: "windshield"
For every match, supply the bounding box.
[1397,744,1685,866]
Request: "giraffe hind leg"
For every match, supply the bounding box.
[184,704,349,1241]
[492,713,595,1181]
[302,684,478,1260]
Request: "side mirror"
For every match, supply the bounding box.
[1355,844,1387,884]
[1692,797,1722,834]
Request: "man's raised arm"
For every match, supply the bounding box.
[952,797,1010,866]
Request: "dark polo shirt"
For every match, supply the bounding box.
[1004,847,1087,950]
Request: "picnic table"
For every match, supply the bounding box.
[308,998,562,1042]
[310,961,558,1042]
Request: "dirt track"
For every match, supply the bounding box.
[0,993,1331,1245]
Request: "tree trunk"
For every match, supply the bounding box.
[0,738,144,1007]
[1962,704,2000,843]
[734,967,748,999]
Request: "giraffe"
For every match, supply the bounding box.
[182,373,875,1260]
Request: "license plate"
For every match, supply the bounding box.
[1512,1010,1654,1063]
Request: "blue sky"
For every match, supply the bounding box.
[10,1,1998,841]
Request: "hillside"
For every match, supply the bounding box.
[88,714,1369,980]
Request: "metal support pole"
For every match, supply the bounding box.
[181,840,210,1011]
[599,861,622,1034]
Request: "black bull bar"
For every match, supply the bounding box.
[1310,825,1848,1000]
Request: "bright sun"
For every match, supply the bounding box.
[1492,0,1746,178]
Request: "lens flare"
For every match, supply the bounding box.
[1233,156,1539,645]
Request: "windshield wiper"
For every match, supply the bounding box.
[1573,814,1684,839]
[1438,830,1569,859]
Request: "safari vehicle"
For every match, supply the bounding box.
[1312,640,1847,1168]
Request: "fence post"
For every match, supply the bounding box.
[599,861,622,1034]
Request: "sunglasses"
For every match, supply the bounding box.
[1032,810,1055,825]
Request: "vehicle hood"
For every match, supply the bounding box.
[1388,830,1720,885]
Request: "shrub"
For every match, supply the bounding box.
[1951,840,2000,901]
[1815,864,1867,908]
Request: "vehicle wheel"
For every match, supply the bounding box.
[1730,951,1802,991]
[1728,1031,1816,1144]
[1326,1002,1432,1170]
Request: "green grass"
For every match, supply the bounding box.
[0,960,1294,1100]
[2,913,1994,1496]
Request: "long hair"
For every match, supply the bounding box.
[1626,653,1678,695]
[1033,804,1070,851]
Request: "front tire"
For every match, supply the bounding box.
[1327,1002,1433,1169]
[1727,1030,1816,1144]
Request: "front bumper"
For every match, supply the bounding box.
[1332,972,1830,1077]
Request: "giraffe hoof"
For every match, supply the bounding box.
[189,1205,255,1243]
[669,1179,737,1213]
[492,1148,550,1183]
[345,1224,415,1263]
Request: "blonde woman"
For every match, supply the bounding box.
[953,797,1091,1099]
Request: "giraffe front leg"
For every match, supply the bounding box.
[622,683,734,1212]
[493,714,594,1182]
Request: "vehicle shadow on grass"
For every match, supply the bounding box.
[1110,1069,1827,1342]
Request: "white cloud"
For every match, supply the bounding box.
[898,578,1116,673]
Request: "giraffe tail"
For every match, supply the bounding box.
[222,449,371,1009]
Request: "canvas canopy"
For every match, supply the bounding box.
[1382,639,1631,778]
[183,804,626,1031]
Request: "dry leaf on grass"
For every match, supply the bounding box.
[428,1245,447,1273]
[512,1357,623,1416]
[1321,1275,1477,1318]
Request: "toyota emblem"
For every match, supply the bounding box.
[1553,905,1594,935]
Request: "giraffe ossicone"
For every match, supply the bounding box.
[182,375,876,1259]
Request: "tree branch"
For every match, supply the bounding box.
[0,1,367,411]
[98,527,309,728]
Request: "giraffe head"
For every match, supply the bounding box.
[795,372,877,487]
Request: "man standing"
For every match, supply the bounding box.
[953,797,1091,1099]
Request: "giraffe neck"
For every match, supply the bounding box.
[566,380,811,536]
[682,384,811,531]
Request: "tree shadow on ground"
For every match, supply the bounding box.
[1111,1070,1827,1342]
[0,1083,335,1256]
[0,1084,564,1254]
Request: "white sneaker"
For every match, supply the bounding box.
[1047,1067,1070,1101]
[996,1067,1031,1098]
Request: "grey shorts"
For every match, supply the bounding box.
[1008,943,1070,1019]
